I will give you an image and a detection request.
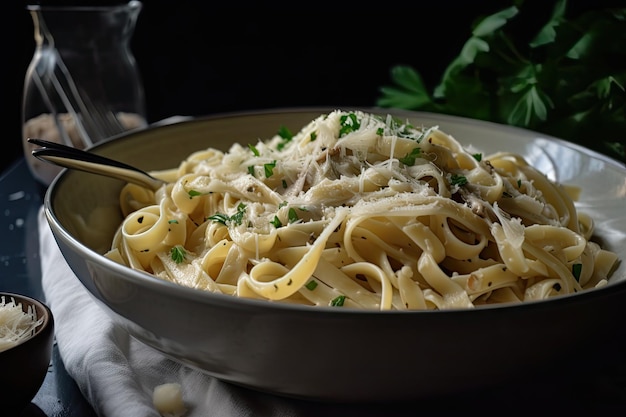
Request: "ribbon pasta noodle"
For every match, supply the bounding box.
[105,110,620,310]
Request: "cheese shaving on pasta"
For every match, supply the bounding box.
[105,110,620,310]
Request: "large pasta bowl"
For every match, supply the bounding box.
[43,108,626,402]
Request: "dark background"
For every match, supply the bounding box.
[5,0,621,174]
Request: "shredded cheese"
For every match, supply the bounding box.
[0,295,44,352]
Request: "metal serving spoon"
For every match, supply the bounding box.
[27,138,166,191]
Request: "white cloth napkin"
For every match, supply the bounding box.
[38,206,416,417]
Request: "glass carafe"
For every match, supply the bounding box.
[22,1,147,185]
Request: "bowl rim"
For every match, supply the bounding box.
[43,107,626,316]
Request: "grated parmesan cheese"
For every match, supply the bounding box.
[0,295,44,352]
[153,382,187,417]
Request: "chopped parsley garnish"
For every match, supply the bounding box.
[330,295,346,307]
[247,165,255,176]
[207,213,229,225]
[270,216,282,228]
[473,153,482,161]
[450,174,468,186]
[264,161,277,177]
[230,203,247,226]
[276,125,293,151]
[288,208,299,223]
[248,143,260,156]
[188,189,203,198]
[305,280,318,290]
[282,179,287,189]
[207,203,247,226]
[310,132,317,141]
[339,113,360,137]
[168,219,179,224]
[376,127,384,136]
[572,263,582,281]
[399,147,422,166]
[517,179,522,188]
[171,245,186,264]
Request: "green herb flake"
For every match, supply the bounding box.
[171,245,186,264]
[230,203,247,226]
[517,179,522,188]
[376,127,384,136]
[168,219,179,224]
[305,280,318,291]
[188,189,203,198]
[572,263,583,282]
[399,147,422,166]
[339,113,361,137]
[207,204,247,226]
[450,174,468,186]
[248,143,260,156]
[282,179,288,189]
[207,213,229,225]
[264,160,277,177]
[247,165,255,176]
[310,132,317,142]
[276,125,294,151]
[473,153,482,162]
[270,216,283,228]
[330,295,346,307]
[288,208,299,223]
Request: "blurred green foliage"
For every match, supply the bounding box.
[377,0,626,164]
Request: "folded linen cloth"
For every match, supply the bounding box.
[38,206,418,417]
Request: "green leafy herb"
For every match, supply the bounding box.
[264,161,277,177]
[231,203,246,226]
[248,143,260,156]
[207,203,247,226]
[339,113,361,137]
[451,174,468,186]
[288,208,299,223]
[247,165,255,176]
[277,125,293,151]
[310,132,317,142]
[305,280,318,290]
[168,219,179,224]
[171,245,186,264]
[271,216,282,228]
[473,153,482,162]
[188,189,203,198]
[572,263,583,281]
[377,1,626,163]
[398,147,422,166]
[207,213,229,225]
[330,295,346,307]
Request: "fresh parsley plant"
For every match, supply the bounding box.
[377,0,626,163]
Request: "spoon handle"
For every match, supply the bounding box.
[27,138,165,191]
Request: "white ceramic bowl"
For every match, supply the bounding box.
[43,108,626,402]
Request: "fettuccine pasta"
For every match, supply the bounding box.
[105,110,620,310]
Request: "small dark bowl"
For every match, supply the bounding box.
[0,292,54,415]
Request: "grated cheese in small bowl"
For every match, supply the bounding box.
[0,295,45,353]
